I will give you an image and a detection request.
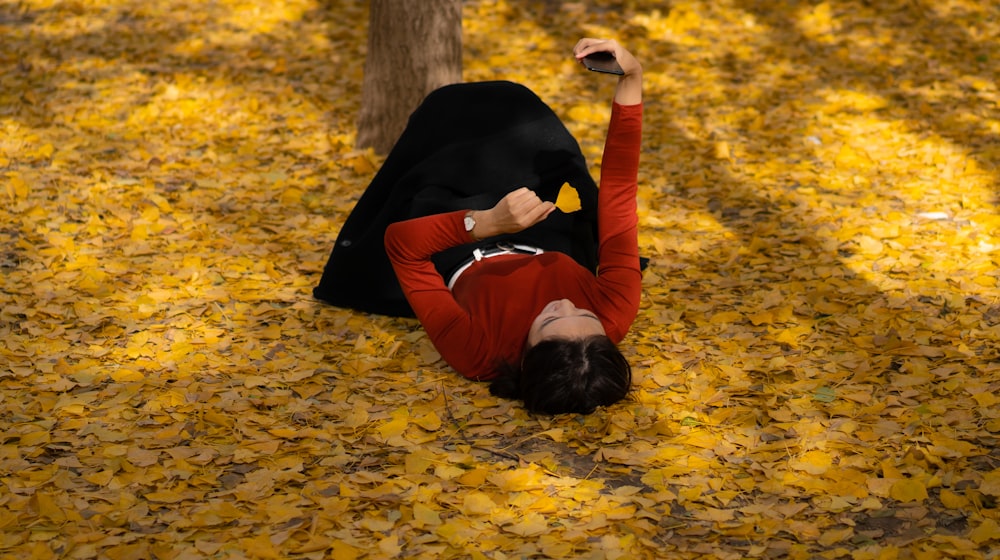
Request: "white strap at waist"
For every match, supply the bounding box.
[447,242,544,290]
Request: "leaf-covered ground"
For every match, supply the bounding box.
[2,0,999,558]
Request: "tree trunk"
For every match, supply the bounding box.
[356,0,462,155]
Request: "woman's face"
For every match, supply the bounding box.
[526,299,606,347]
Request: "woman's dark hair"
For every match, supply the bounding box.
[489,335,631,414]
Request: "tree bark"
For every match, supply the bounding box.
[356,0,462,155]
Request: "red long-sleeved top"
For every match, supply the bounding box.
[385,102,643,380]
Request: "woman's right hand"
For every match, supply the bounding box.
[470,187,555,239]
[573,38,641,77]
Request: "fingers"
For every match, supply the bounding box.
[505,187,543,210]
[523,200,555,226]
[499,187,555,232]
[509,189,549,218]
[574,38,641,77]
[505,186,534,203]
[574,38,619,60]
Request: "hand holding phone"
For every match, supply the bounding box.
[574,38,642,104]
[582,51,624,75]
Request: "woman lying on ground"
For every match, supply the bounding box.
[315,38,643,414]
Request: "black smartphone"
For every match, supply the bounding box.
[582,52,624,75]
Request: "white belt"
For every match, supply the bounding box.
[447,242,544,290]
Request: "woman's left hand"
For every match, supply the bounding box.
[470,187,555,239]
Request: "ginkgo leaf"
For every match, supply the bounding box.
[488,468,546,492]
[412,503,442,527]
[889,478,928,503]
[376,408,410,442]
[555,183,582,213]
[790,450,833,475]
[938,489,969,509]
[979,469,1000,497]
[503,512,550,537]
[969,519,1000,545]
[461,492,497,516]
[144,490,187,504]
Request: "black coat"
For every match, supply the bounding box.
[313,81,599,317]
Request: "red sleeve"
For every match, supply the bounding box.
[594,102,643,340]
[384,212,490,378]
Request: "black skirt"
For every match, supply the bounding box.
[313,81,599,317]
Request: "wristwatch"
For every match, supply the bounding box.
[464,211,477,239]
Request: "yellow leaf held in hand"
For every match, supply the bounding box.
[555,182,581,213]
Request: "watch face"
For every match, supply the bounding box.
[464,216,476,231]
